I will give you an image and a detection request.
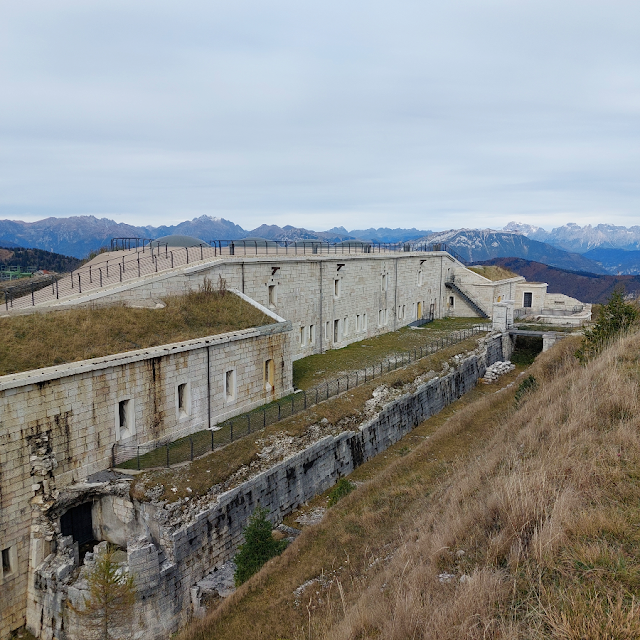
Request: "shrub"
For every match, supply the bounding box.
[234,507,287,586]
[514,374,537,406]
[327,478,355,507]
[576,290,638,363]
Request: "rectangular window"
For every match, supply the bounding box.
[523,292,533,308]
[300,326,306,346]
[334,279,340,297]
[379,309,383,326]
[225,369,236,402]
[334,319,340,342]
[176,383,190,419]
[2,548,11,576]
[325,321,330,340]
[264,359,275,391]
[343,317,348,337]
[449,296,455,307]
[363,313,367,330]
[417,270,423,286]
[268,284,276,306]
[309,324,315,344]
[356,314,361,332]
[381,274,387,291]
[116,399,135,441]
[402,304,405,319]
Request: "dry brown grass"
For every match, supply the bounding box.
[180,331,640,640]
[467,265,518,281]
[0,289,273,375]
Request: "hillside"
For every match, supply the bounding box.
[0,245,81,273]
[478,257,640,303]
[422,229,606,273]
[180,331,640,640]
[582,247,640,275]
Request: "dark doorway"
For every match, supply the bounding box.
[523,292,533,308]
[61,502,94,546]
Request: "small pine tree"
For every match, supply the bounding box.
[234,507,287,586]
[69,545,136,640]
[576,290,639,363]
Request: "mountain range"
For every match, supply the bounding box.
[2,214,640,276]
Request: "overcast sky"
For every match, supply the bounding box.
[1,1,639,232]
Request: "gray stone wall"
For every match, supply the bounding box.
[0,316,292,640]
[39,334,509,640]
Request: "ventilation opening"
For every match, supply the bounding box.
[268,285,276,305]
[334,279,340,297]
[334,319,340,342]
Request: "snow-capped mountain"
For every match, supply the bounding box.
[421,228,607,273]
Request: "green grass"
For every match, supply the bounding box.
[293,317,484,390]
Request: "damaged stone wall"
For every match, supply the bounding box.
[30,334,509,640]
[0,318,292,640]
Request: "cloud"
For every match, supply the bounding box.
[1,0,639,231]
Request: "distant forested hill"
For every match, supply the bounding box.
[478,257,640,304]
[0,246,82,273]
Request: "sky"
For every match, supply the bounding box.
[1,0,639,232]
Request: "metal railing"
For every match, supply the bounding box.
[1,239,460,314]
[112,324,491,470]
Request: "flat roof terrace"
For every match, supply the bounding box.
[0,288,274,376]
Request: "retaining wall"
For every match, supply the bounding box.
[38,334,510,639]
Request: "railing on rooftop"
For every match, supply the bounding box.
[1,239,463,314]
[112,323,492,470]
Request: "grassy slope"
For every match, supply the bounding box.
[293,317,483,390]
[181,331,640,640]
[0,289,273,375]
[467,265,518,281]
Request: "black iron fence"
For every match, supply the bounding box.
[112,323,491,470]
[2,239,464,314]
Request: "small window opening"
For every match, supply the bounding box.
[325,321,330,340]
[264,359,275,392]
[300,326,306,346]
[309,325,315,344]
[119,400,128,431]
[381,274,387,291]
[449,296,455,307]
[356,314,361,331]
[225,369,236,402]
[343,317,348,336]
[2,548,12,576]
[334,319,340,342]
[334,279,340,297]
[268,284,276,306]
[417,270,423,286]
[177,383,189,418]
[523,292,533,308]
[363,313,367,330]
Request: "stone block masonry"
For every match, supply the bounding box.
[0,300,292,640]
[33,335,509,639]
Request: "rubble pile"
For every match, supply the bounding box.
[482,360,515,383]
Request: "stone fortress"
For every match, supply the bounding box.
[0,236,590,639]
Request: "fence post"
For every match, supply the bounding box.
[278,403,281,420]
[231,421,234,441]
[119,263,122,282]
[166,444,170,467]
[31,282,34,306]
[4,291,8,311]
[304,390,307,409]
[78,274,81,294]
[111,443,116,468]
[190,437,194,461]
[263,409,266,428]
[99,268,103,287]
[137,446,140,470]
[291,396,294,415]
[247,414,251,434]
[138,255,140,277]
[211,429,215,450]
[186,247,189,264]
